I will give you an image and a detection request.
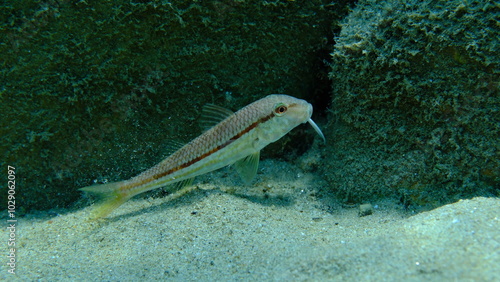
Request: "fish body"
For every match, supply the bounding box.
[80,94,324,218]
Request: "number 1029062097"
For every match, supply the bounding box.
[7,166,16,218]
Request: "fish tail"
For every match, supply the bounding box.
[80,181,132,219]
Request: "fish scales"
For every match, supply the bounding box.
[124,98,272,190]
[80,94,325,219]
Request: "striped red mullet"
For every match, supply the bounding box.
[80,94,325,219]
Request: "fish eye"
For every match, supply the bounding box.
[274,103,288,116]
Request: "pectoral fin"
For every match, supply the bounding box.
[234,152,260,184]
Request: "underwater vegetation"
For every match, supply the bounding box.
[0,0,344,213]
[323,0,499,208]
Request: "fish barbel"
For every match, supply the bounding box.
[80,94,325,218]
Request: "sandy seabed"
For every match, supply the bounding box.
[2,159,499,281]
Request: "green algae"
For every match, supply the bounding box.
[323,0,499,209]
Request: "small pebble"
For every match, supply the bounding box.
[359,203,373,217]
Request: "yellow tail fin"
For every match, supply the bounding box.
[79,181,131,219]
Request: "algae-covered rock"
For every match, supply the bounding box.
[323,0,499,208]
[0,1,343,213]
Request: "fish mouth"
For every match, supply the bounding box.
[307,119,326,143]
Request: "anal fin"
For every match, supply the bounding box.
[199,104,234,131]
[173,177,195,191]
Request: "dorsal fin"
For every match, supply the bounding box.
[199,104,234,131]
[164,140,186,156]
